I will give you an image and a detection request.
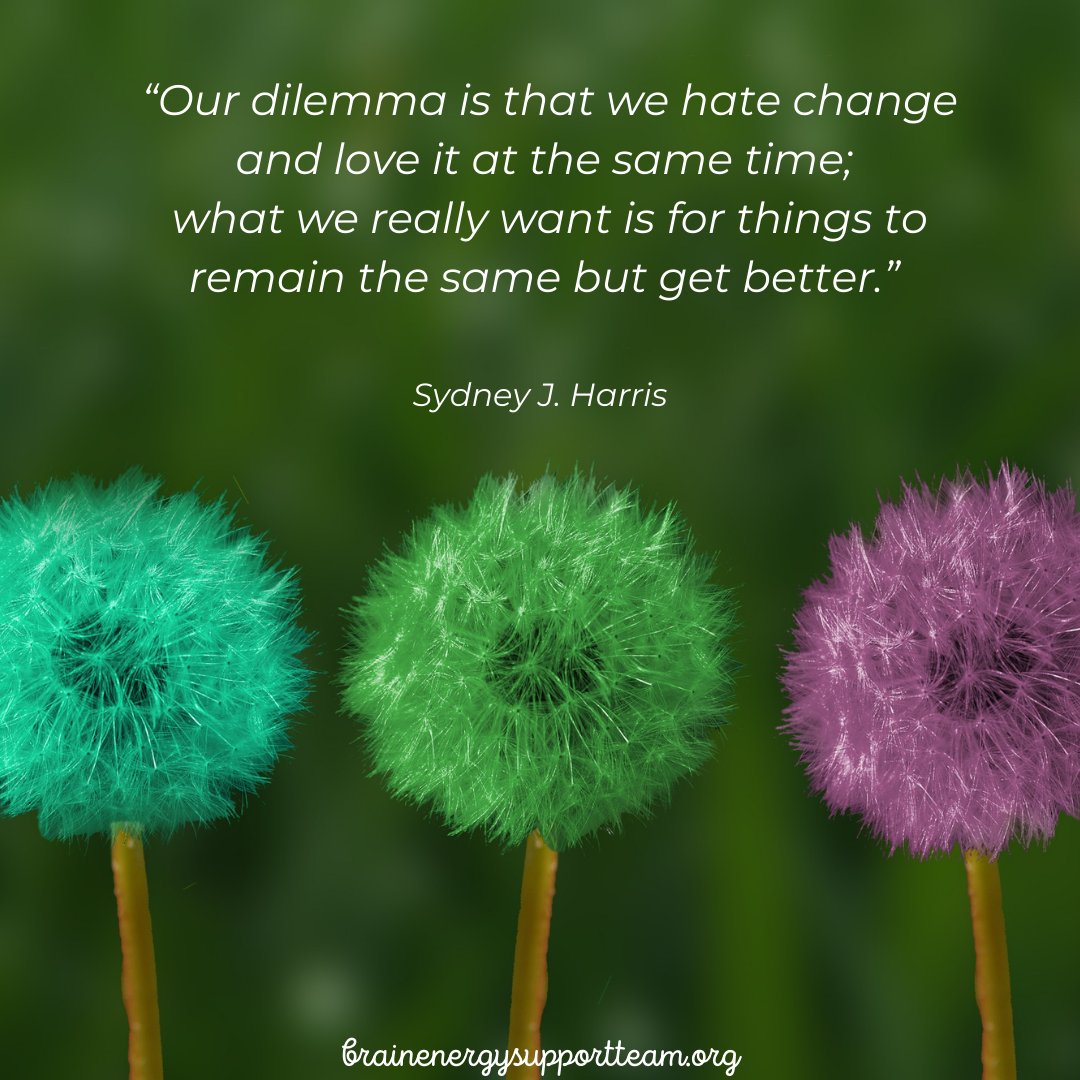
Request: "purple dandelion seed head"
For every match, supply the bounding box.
[782,462,1080,858]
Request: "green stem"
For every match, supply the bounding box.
[965,850,1016,1080]
[112,824,164,1080]
[507,830,558,1079]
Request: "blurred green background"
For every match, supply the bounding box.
[2,1,1079,1076]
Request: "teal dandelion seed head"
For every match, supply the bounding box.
[0,470,312,840]
[342,470,738,850]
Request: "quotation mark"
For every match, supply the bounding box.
[888,260,902,271]
[146,83,160,94]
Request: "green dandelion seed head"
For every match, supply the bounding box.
[0,470,312,840]
[342,469,738,850]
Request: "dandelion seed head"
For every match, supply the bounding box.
[0,470,312,839]
[342,470,738,850]
[782,463,1080,857]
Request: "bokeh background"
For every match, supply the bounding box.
[2,1,1079,1077]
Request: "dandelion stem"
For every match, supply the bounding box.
[112,825,164,1080]
[507,830,558,1079]
[965,850,1016,1080]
